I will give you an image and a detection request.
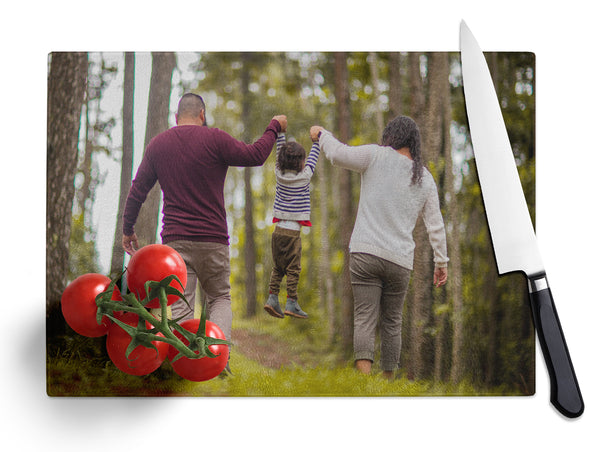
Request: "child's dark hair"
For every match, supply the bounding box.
[278,142,306,173]
[381,115,424,185]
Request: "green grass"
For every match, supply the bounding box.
[223,353,432,397]
[47,343,515,397]
[215,351,515,397]
[47,315,523,397]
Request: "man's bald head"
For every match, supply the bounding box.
[176,93,206,125]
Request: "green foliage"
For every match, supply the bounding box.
[68,212,99,280]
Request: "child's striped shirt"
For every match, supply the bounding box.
[272,133,320,223]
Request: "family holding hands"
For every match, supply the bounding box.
[122,93,448,378]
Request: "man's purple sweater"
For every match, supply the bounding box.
[123,119,281,245]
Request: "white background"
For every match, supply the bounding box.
[1,1,598,450]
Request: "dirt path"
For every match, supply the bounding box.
[231,328,309,369]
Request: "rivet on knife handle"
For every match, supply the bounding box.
[528,275,584,418]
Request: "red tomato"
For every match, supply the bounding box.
[106,312,168,376]
[61,273,114,337]
[126,244,187,308]
[168,319,229,382]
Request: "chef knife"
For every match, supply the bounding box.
[460,20,584,418]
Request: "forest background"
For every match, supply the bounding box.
[46,50,537,396]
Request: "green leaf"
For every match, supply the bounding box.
[197,297,208,339]
[109,315,162,361]
[170,349,202,363]
[204,337,231,358]
[125,333,162,360]
[170,320,196,344]
[107,315,138,338]
[95,276,120,324]
[205,337,231,347]
[143,275,192,312]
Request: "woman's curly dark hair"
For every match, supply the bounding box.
[278,141,306,173]
[381,115,424,185]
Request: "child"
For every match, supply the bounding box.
[264,129,321,319]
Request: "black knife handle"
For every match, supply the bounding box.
[528,274,584,418]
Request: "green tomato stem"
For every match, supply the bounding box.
[97,280,205,360]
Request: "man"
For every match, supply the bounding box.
[122,93,287,349]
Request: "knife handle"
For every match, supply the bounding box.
[528,275,584,418]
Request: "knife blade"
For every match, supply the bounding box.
[460,20,584,418]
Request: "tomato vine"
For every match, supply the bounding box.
[95,273,230,363]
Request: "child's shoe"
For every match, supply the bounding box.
[284,298,308,319]
[264,293,284,318]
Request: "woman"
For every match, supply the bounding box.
[311,116,449,379]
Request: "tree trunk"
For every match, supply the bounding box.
[484,246,500,386]
[318,159,336,343]
[334,52,354,357]
[418,52,450,381]
[429,53,455,383]
[408,53,426,124]
[241,53,258,317]
[243,168,257,316]
[46,52,88,333]
[308,74,336,344]
[368,52,384,138]
[110,52,135,278]
[406,52,429,380]
[135,52,176,247]
[448,203,465,385]
[388,52,403,119]
[75,87,93,216]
